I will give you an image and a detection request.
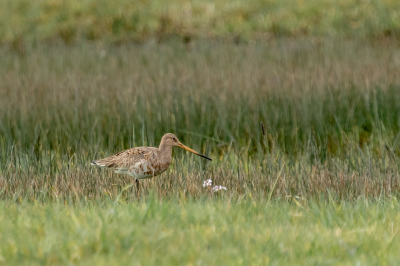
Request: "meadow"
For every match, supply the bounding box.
[1,38,400,202]
[1,0,400,264]
[1,200,400,265]
[1,0,400,46]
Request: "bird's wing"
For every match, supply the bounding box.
[91,147,157,169]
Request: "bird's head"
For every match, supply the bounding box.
[161,133,212,161]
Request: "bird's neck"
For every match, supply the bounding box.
[159,142,173,158]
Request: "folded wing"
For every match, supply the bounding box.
[91,147,156,169]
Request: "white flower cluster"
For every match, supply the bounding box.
[203,179,227,193]
[203,179,212,188]
[212,186,227,192]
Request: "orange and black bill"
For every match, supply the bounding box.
[178,143,212,161]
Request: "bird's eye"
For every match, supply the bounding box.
[172,138,176,141]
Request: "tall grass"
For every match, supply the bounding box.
[1,38,400,202]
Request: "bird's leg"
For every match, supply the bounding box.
[135,179,140,197]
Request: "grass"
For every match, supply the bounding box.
[1,38,400,202]
[1,199,400,265]
[2,3,400,262]
[1,0,400,47]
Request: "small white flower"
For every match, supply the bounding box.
[212,185,227,192]
[203,179,212,188]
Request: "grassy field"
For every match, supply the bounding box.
[1,38,400,202]
[1,199,400,265]
[1,0,400,47]
[1,38,400,264]
[1,0,400,264]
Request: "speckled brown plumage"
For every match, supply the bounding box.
[91,133,211,181]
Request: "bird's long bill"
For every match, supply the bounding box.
[178,143,212,161]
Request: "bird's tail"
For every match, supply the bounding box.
[90,157,116,168]
[90,161,99,166]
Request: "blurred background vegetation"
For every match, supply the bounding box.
[1,0,400,47]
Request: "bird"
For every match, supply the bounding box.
[91,133,211,192]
